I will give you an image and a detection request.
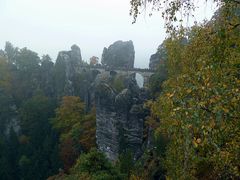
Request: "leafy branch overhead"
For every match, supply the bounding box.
[130,0,240,32]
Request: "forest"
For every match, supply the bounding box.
[0,0,239,180]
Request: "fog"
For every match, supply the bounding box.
[0,0,217,68]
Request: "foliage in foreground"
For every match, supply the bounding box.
[130,0,227,32]
[0,44,97,179]
[146,4,240,179]
[48,149,124,180]
[52,96,96,171]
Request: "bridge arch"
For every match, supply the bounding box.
[135,73,144,88]
[83,66,155,87]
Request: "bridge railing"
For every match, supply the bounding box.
[80,64,155,73]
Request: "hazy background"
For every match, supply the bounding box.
[0,0,217,68]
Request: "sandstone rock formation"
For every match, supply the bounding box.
[53,44,151,161]
[101,40,135,68]
[149,38,189,69]
[95,73,149,161]
[1,99,20,136]
[55,44,82,79]
[149,52,161,70]
[149,43,167,70]
[54,45,83,96]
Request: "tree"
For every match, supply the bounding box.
[149,40,168,96]
[130,0,239,32]
[52,96,96,171]
[20,94,55,137]
[0,137,14,179]
[67,149,122,180]
[147,5,240,178]
[11,47,41,104]
[0,129,20,180]
[0,57,12,92]
[18,155,31,179]
[0,57,15,136]
[15,47,40,72]
[4,41,18,64]
[117,150,134,178]
[52,96,85,141]
[40,55,55,96]
[78,107,96,151]
[54,57,67,97]
[19,94,61,179]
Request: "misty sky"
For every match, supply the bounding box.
[0,0,217,68]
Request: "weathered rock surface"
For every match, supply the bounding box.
[149,52,161,70]
[4,116,20,136]
[0,97,20,136]
[54,45,83,96]
[48,45,152,161]
[55,44,82,79]
[149,43,167,69]
[101,40,135,68]
[149,38,189,69]
[95,73,149,161]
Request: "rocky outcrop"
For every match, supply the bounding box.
[0,97,20,137]
[101,40,135,68]
[149,52,161,70]
[55,44,82,79]
[149,38,189,69]
[52,44,152,161]
[54,45,83,96]
[95,73,149,161]
[4,116,20,136]
[149,44,167,70]
[70,44,82,64]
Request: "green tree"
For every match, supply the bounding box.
[0,57,12,92]
[149,41,168,96]
[19,94,61,179]
[0,137,13,180]
[11,47,41,104]
[68,149,122,180]
[18,155,31,179]
[15,47,40,71]
[52,96,96,171]
[4,41,18,64]
[40,55,55,96]
[0,57,15,135]
[147,4,240,179]
[0,130,20,180]
[52,96,85,141]
[117,150,134,178]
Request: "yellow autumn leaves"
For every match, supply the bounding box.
[147,5,240,178]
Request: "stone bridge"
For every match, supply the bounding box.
[80,66,155,87]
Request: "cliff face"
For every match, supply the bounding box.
[0,93,20,136]
[101,40,135,68]
[149,43,167,70]
[95,73,149,161]
[52,44,150,161]
[149,52,162,70]
[54,44,83,96]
